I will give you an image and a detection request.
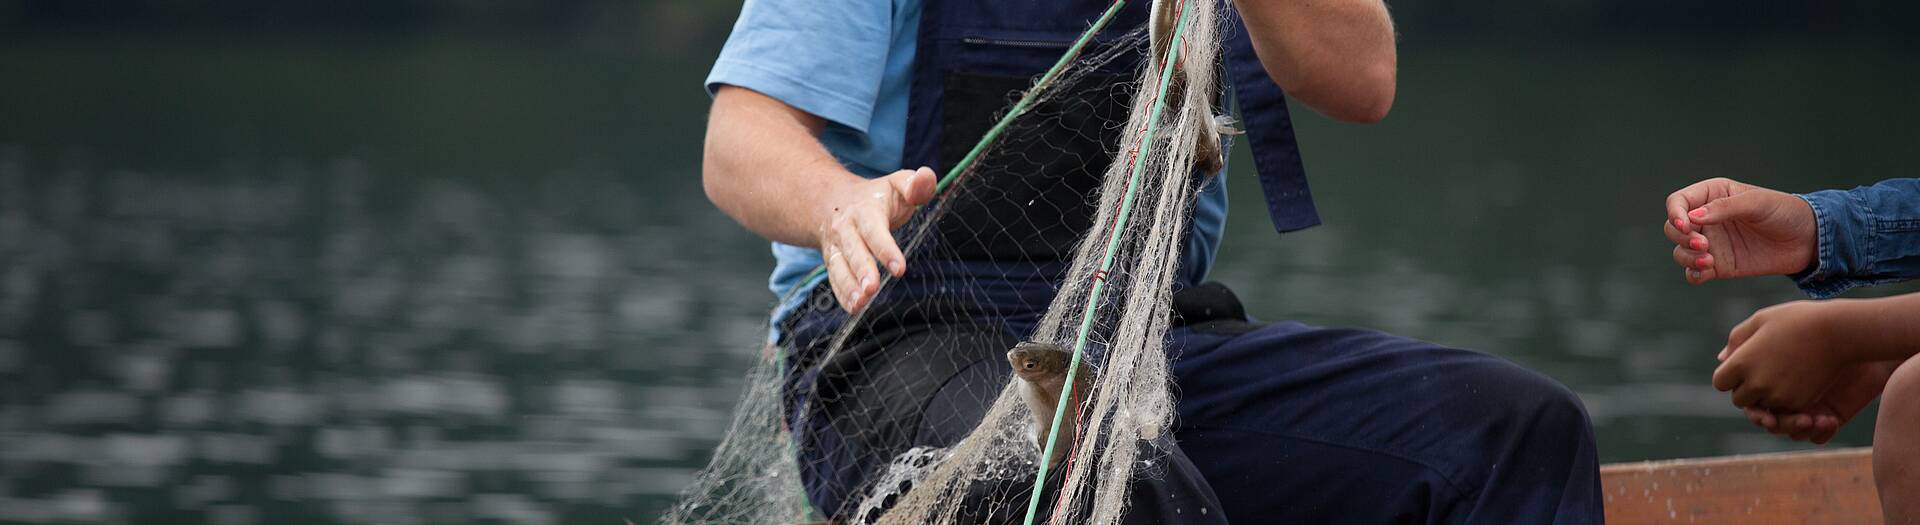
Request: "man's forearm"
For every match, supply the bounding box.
[702,86,863,247]
[1827,292,1920,364]
[1231,0,1396,123]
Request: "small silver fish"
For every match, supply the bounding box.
[1007,341,1093,467]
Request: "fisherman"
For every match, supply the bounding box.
[702,0,1603,523]
[1664,177,1920,523]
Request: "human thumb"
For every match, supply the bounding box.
[891,167,937,207]
[1689,190,1776,226]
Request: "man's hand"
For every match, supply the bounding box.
[1663,177,1817,285]
[1713,300,1853,410]
[1739,361,1895,445]
[702,86,938,313]
[817,167,936,313]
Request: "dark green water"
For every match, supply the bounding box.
[0,26,1916,524]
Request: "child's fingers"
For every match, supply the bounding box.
[1666,208,1691,235]
[1725,317,1762,355]
[1711,360,1744,394]
[1810,413,1842,444]
[1665,182,1718,234]
[1671,246,1719,284]
[1673,247,1714,269]
[1786,414,1818,441]
[1670,246,1700,269]
[1672,248,1712,283]
[1729,383,1766,409]
[1690,190,1771,226]
[1744,407,1775,430]
[1664,220,1711,252]
[1663,219,1689,246]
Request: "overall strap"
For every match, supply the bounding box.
[1221,6,1321,233]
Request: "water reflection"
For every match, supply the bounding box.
[0,150,770,523]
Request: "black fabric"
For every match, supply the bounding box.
[1172,281,1261,336]
[932,72,1133,261]
[945,434,1227,525]
[784,275,1236,523]
[1171,281,1247,324]
[810,280,1261,451]
[814,299,1015,461]
[800,305,1226,525]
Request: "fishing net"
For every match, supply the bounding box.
[664,0,1227,523]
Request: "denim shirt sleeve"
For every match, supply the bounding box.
[1791,178,1920,298]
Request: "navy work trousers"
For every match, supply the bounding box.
[1167,318,1603,523]
[780,280,1603,524]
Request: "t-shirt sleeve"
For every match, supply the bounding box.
[704,0,895,135]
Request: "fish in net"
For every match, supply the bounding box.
[665,0,1232,523]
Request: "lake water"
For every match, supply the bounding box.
[0,25,1916,524]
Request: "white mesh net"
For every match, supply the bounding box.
[664,1,1227,523]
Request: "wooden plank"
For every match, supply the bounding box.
[1601,447,1881,524]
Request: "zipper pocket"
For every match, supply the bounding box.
[960,36,1074,50]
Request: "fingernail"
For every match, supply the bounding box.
[889,260,904,275]
[1673,218,1686,229]
[1690,238,1705,251]
[1689,208,1706,219]
[860,275,874,290]
[1690,269,1702,281]
[1695,256,1710,268]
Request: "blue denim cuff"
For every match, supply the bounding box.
[1792,190,1869,298]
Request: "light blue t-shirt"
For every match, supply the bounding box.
[705,0,1229,330]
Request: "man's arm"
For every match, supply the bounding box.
[702,86,854,246]
[703,86,935,313]
[1232,0,1396,123]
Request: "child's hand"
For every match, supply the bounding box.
[1739,361,1896,444]
[1663,178,1817,285]
[1712,300,1852,410]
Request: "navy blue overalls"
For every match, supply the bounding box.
[778,1,1605,523]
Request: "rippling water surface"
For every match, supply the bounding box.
[1,27,1916,524]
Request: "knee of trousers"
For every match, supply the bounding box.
[1451,356,1595,448]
